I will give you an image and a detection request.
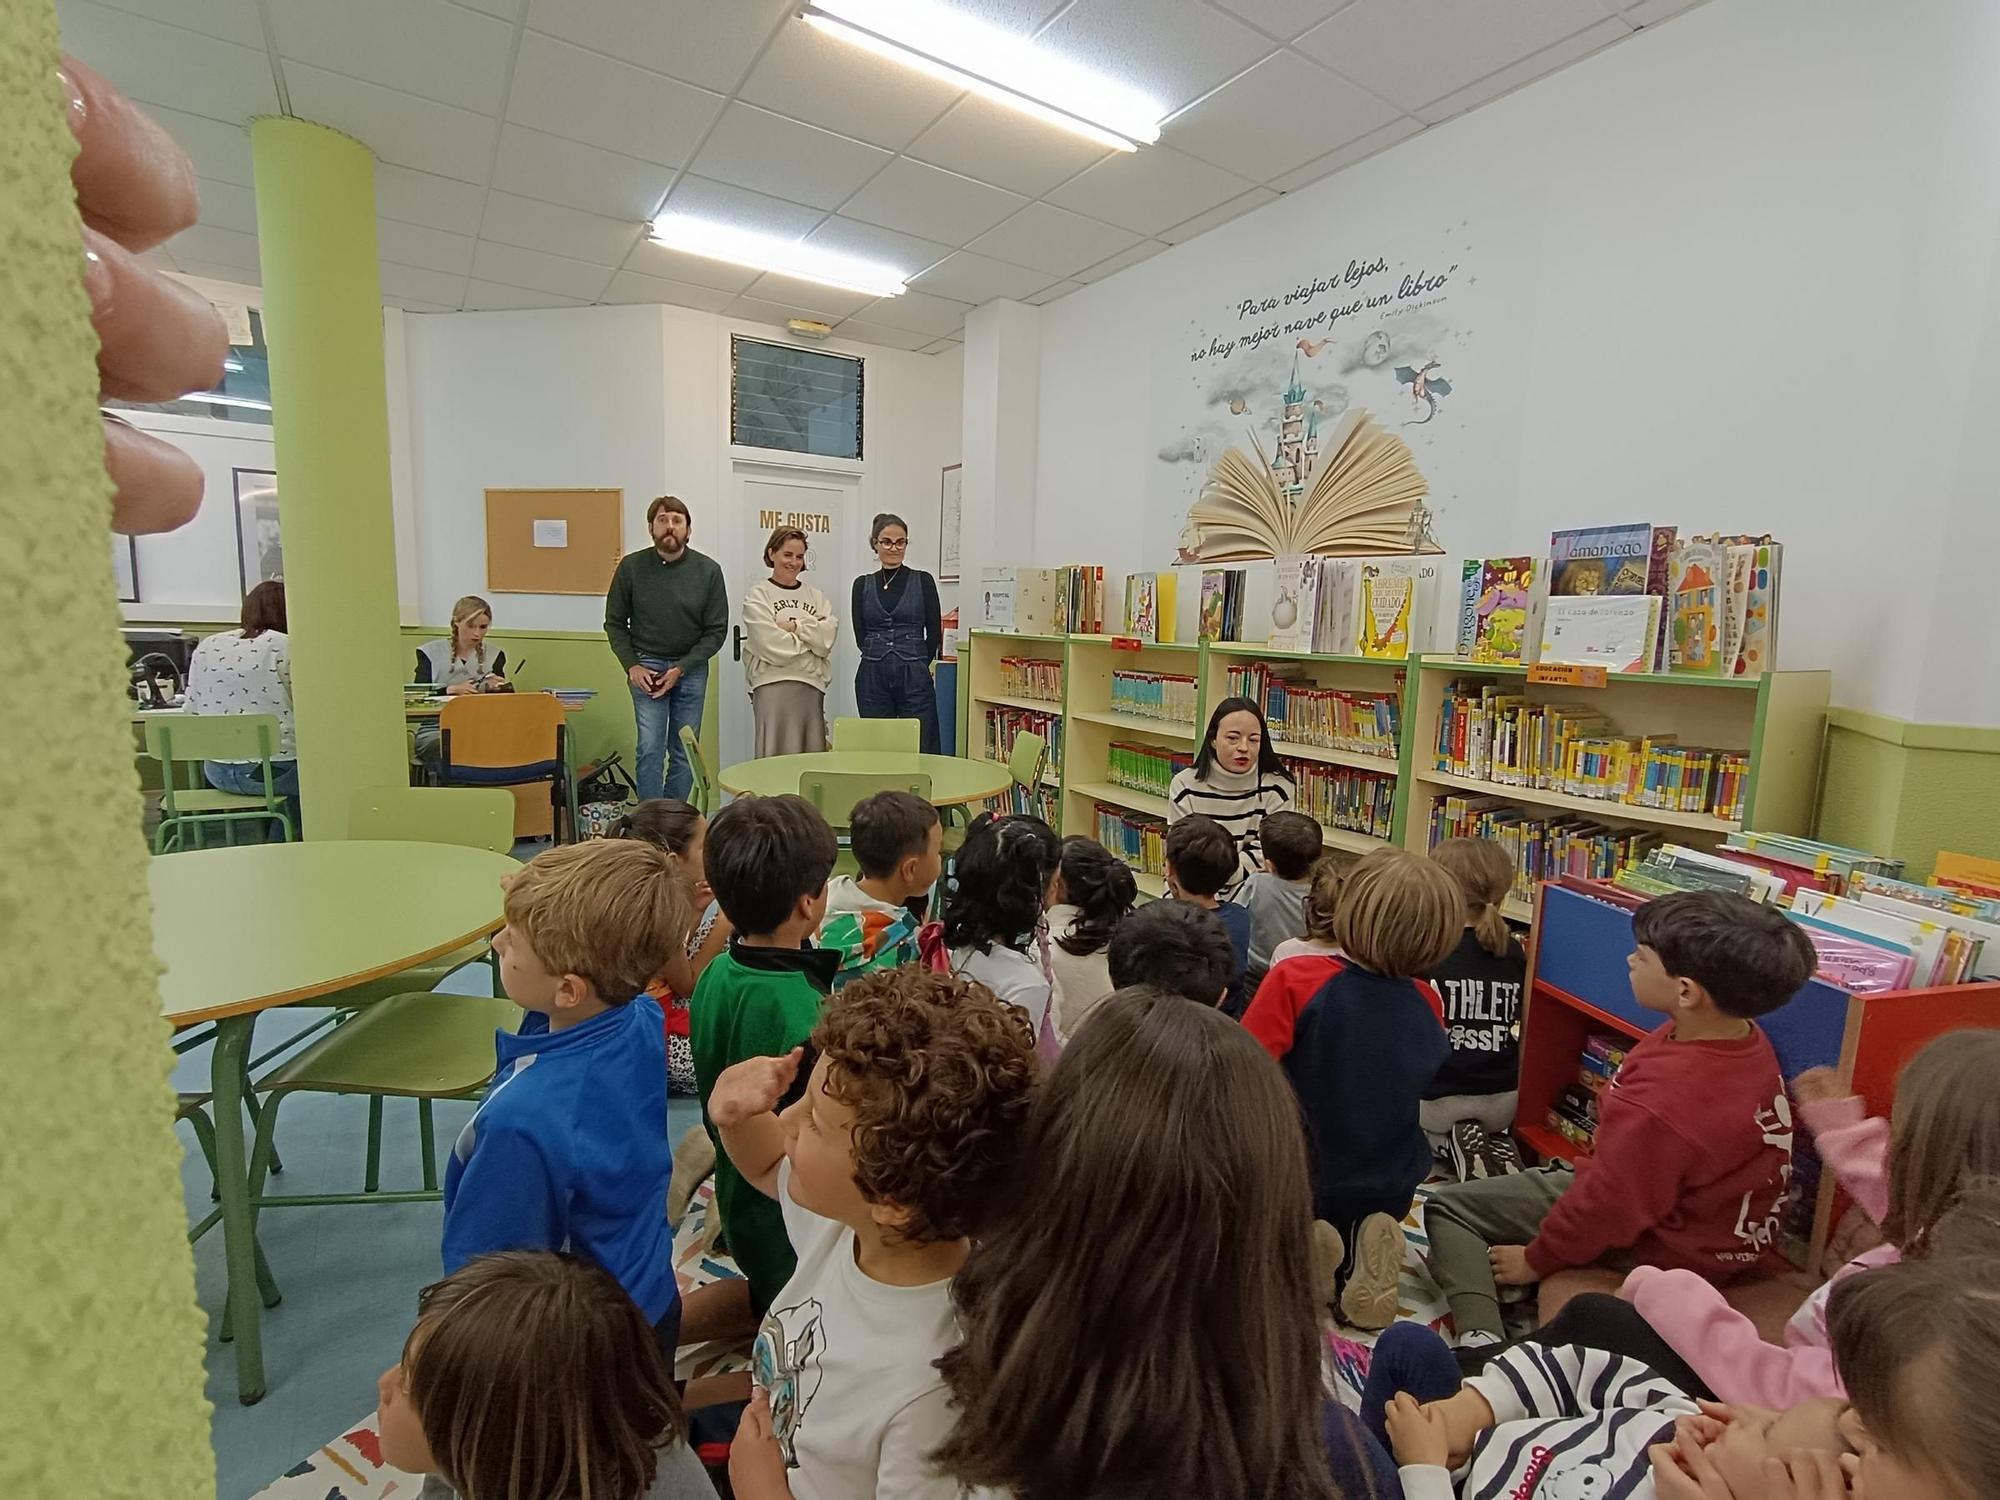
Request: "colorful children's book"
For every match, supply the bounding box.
[1355,556,1423,659]
[1268,554,1319,652]
[1317,558,1359,654]
[1198,571,1227,642]
[1934,851,2000,902]
[1154,572,1179,644]
[978,568,1016,630]
[1646,526,1677,668]
[1734,541,1782,676]
[1455,559,1482,656]
[1470,557,1536,664]
[1667,540,1725,674]
[1125,574,1159,642]
[1719,545,1755,682]
[1550,523,1654,596]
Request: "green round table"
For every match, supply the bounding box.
[153,840,520,1402]
[718,750,1011,808]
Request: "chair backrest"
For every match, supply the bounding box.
[831,716,920,754]
[1007,730,1048,791]
[677,724,714,814]
[144,713,279,766]
[799,771,933,830]
[347,786,516,854]
[438,693,562,770]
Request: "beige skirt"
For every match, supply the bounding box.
[752,680,827,757]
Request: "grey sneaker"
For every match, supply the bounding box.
[1338,1212,1406,1331]
[1480,1131,1525,1178]
[1447,1121,1492,1183]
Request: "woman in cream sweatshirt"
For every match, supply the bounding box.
[742,525,838,756]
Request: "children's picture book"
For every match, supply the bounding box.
[1667,540,1725,673]
[1550,523,1654,596]
[1646,526,1677,668]
[1355,556,1423,659]
[1124,573,1158,642]
[1539,595,1662,673]
[1719,544,1755,681]
[1199,570,1227,642]
[1734,541,1782,675]
[1455,559,1482,655]
[1935,851,2000,901]
[1015,568,1062,636]
[1318,558,1360,655]
[1268,553,1320,652]
[979,568,1016,630]
[1469,557,1536,664]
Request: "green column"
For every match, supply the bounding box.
[252,117,406,839]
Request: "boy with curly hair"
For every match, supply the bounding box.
[706,969,1039,1500]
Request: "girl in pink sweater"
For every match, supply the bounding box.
[1620,1029,2000,1406]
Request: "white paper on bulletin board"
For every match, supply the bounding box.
[532,518,568,548]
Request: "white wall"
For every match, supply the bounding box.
[1016,0,2000,725]
[119,412,274,622]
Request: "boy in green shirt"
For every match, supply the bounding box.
[691,793,840,1316]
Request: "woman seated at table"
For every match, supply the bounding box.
[183,578,300,833]
[414,595,507,763]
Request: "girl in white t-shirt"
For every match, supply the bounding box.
[943,813,1060,1039]
[1045,836,1136,1041]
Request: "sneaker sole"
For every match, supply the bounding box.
[1339,1213,1406,1331]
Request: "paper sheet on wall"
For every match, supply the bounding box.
[531,518,568,548]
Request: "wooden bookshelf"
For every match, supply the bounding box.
[963,630,1066,822]
[1063,636,1202,899]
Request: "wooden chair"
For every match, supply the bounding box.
[146,714,294,851]
[437,693,572,842]
[831,716,921,753]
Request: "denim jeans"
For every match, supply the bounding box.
[630,656,708,803]
[204,757,302,840]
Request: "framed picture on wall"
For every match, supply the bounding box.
[233,468,282,594]
[111,534,138,603]
[939,462,962,583]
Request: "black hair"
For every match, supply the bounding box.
[1259,811,1323,881]
[607,797,703,857]
[1107,901,1234,1006]
[870,512,909,544]
[1630,889,1817,1019]
[1054,837,1138,958]
[703,794,838,935]
[941,813,1060,956]
[1165,815,1237,899]
[850,790,940,881]
[1192,695,1288,782]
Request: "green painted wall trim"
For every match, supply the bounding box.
[1825,706,2000,754]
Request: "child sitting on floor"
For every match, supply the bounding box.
[1421,837,1529,1183]
[1231,808,1323,994]
[612,798,731,1095]
[1424,889,1815,1356]
[376,1251,714,1500]
[1044,836,1137,1039]
[815,790,940,990]
[943,812,1061,1035]
[1242,856,1365,1061]
[1165,814,1253,1015]
[443,840,690,1354]
[1106,898,1236,1008]
[707,969,1038,1500]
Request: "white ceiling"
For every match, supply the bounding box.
[58,0,1704,354]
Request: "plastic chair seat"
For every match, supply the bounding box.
[441,760,561,785]
[260,991,519,1101]
[831,716,920,753]
[163,787,270,812]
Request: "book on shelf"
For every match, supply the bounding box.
[1093,802,1168,879]
[1539,595,1663,674]
[1122,572,1179,643]
[1466,557,1539,664]
[1013,568,1061,636]
[1646,527,1677,668]
[1721,832,1902,888]
[981,706,1063,770]
[1934,851,2000,902]
[978,568,1016,631]
[996,655,1063,702]
[1224,660,1400,759]
[1283,758,1395,840]
[1108,741,1192,799]
[1268,553,1320,652]
[1355,556,1428,658]
[1851,869,2000,922]
[1550,523,1655,597]
[1198,568,1249,643]
[1109,669,1198,725]
[1427,793,1658,906]
[1667,539,1726,674]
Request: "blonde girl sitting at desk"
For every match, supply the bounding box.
[414,595,509,763]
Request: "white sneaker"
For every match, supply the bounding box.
[1339,1213,1406,1331]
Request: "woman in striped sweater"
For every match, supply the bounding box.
[1169,696,1295,894]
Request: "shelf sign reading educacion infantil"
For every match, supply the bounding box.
[1528,663,1609,689]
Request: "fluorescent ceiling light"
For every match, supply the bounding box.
[223,356,244,372]
[803,0,1163,152]
[647,215,907,297]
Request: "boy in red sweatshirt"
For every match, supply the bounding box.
[1422,890,1815,1353]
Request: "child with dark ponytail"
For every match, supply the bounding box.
[1045,836,1137,1039]
[943,813,1061,1042]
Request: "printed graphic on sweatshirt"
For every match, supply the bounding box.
[1729,1092,1795,1261]
[753,1297,825,1468]
[1437,974,1521,1055]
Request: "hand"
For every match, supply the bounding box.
[709,1048,803,1128]
[780,616,799,634]
[627,664,660,693]
[65,57,230,534]
[482,673,507,691]
[1384,1393,1450,1469]
[728,1388,791,1498]
[1650,1433,1737,1500]
[657,665,683,696]
[1674,1409,1734,1448]
[445,681,476,696]
[1761,1450,1856,1499]
[1489,1245,1538,1286]
[1791,1068,1848,1106]
[691,878,714,912]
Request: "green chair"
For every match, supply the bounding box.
[146,714,294,852]
[831,716,920,753]
[801,770,934,880]
[678,723,716,814]
[1006,730,1049,794]
[177,1093,282,1335]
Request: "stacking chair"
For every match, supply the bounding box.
[830,716,921,753]
[146,714,294,851]
[1006,730,1050,798]
[801,770,934,880]
[678,723,716,815]
[437,693,573,842]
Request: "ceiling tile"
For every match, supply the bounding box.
[471,241,613,300]
[688,104,892,213]
[1620,0,1705,27]
[77,0,265,46]
[727,294,829,329]
[1074,238,1167,282]
[852,289,973,338]
[491,126,679,222]
[524,0,790,93]
[384,297,457,314]
[507,31,724,166]
[285,63,499,182]
[378,261,471,305]
[1295,0,1612,111]
[738,16,965,152]
[194,178,257,235]
[144,105,254,186]
[623,238,760,294]
[376,163,491,235]
[842,160,1026,245]
[1267,115,1423,191]
[480,191,643,266]
[801,218,954,282]
[463,280,586,311]
[165,223,260,272]
[906,96,1112,199]
[909,252,1052,305]
[452,0,519,18]
[375,219,476,275]
[1031,0,1273,115]
[266,0,514,116]
[967,203,1140,278]
[1158,186,1278,244]
[1211,0,1352,42]
[600,269,739,313]
[1025,279,1083,305]
[659,176,827,240]
[1163,50,1401,179]
[952,0,1072,28]
[739,275,875,320]
[1045,145,1254,236]
[830,319,935,353]
[919,337,963,355]
[1415,16,1629,124]
[56,1,279,122]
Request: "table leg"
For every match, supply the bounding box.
[210,1013,267,1404]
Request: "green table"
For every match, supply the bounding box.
[718,750,1011,808]
[153,840,520,1403]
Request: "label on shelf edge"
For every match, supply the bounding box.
[1527,663,1609,688]
[1111,636,1144,651]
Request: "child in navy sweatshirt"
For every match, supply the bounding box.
[1281,847,1463,1332]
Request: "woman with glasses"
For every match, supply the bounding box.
[851,512,944,754]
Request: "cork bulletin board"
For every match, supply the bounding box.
[484,487,625,595]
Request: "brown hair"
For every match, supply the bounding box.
[762,525,808,567]
[1301,856,1349,945]
[646,495,689,526]
[1334,847,1462,979]
[503,840,690,1004]
[1429,837,1516,957]
[449,594,493,668]
[240,579,286,637]
[608,798,704,859]
[813,968,1037,1245]
[1882,1030,2000,1253]
[405,1251,688,1500]
[935,987,1344,1500]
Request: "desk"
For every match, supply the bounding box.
[718,751,1011,809]
[154,840,519,1403]
[403,694,589,720]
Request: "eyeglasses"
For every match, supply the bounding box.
[877,538,909,549]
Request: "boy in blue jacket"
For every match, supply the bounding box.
[443,839,692,1354]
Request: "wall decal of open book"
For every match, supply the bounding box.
[1176,407,1429,564]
